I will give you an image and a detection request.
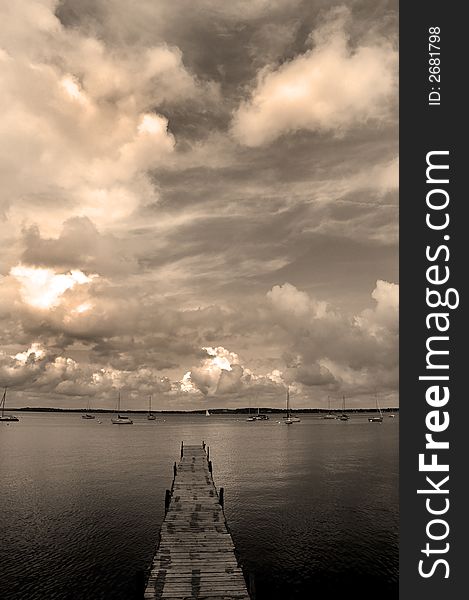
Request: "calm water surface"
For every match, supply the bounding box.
[0,413,398,599]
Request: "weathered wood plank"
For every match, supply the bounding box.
[144,443,249,600]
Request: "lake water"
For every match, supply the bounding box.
[0,413,398,599]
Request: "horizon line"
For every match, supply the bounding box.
[8,407,400,413]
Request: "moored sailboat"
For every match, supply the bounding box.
[111,392,133,424]
[323,395,336,419]
[246,403,255,422]
[339,395,349,421]
[147,395,156,420]
[284,387,300,424]
[0,388,19,422]
[368,394,383,423]
[254,407,269,420]
[81,397,95,419]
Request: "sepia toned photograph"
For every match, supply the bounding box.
[1,1,398,599]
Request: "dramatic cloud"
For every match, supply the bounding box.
[232,6,397,146]
[0,276,398,407]
[0,0,220,234]
[0,1,398,409]
[10,265,97,309]
[266,280,398,396]
[182,346,243,396]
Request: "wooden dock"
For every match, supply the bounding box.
[144,442,251,599]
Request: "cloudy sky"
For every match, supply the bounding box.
[0,0,398,410]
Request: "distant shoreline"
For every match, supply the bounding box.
[8,407,399,414]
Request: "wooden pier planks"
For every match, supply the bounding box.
[144,444,250,599]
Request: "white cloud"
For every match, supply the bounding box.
[0,342,48,388]
[0,1,221,235]
[14,342,46,363]
[357,279,399,337]
[265,279,399,395]
[183,346,240,396]
[267,282,328,319]
[10,265,97,309]
[231,6,397,146]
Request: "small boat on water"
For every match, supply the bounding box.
[338,395,349,421]
[147,395,156,420]
[368,394,383,423]
[81,397,95,419]
[254,408,269,420]
[284,388,300,424]
[112,415,133,424]
[111,393,133,424]
[323,396,336,419]
[205,409,211,417]
[0,388,19,422]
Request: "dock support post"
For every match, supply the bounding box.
[135,570,145,598]
[208,460,212,474]
[180,441,184,459]
[219,486,224,508]
[202,440,205,450]
[173,461,177,479]
[248,571,256,600]
[164,489,171,514]
[207,446,210,461]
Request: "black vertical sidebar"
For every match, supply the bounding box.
[400,3,465,599]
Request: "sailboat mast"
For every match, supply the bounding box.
[1,387,6,417]
[376,393,382,417]
[149,395,152,413]
[286,387,290,419]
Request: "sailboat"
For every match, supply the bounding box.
[368,394,383,423]
[246,403,256,422]
[284,388,300,424]
[81,397,95,419]
[0,388,19,422]
[254,407,269,420]
[205,409,211,417]
[339,395,350,421]
[111,392,133,424]
[147,395,156,420]
[323,395,336,419]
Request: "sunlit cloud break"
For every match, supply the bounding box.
[14,342,46,363]
[10,265,98,309]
